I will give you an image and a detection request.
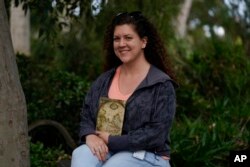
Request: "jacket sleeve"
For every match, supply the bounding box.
[78,74,106,144]
[78,87,96,144]
[78,69,115,144]
[108,81,176,151]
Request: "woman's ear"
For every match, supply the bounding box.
[142,36,148,49]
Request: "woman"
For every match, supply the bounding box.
[71,11,178,167]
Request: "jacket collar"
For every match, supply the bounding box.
[107,65,178,93]
[137,65,177,90]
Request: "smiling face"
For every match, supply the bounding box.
[113,24,147,65]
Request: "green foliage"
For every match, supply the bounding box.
[30,141,68,167]
[170,35,250,166]
[17,54,90,140]
[171,115,235,167]
[176,36,250,115]
[30,20,103,80]
[171,112,249,167]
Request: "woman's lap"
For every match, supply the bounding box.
[71,144,170,167]
[71,144,104,167]
[103,151,170,167]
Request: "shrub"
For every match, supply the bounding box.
[17,54,90,141]
[30,141,69,167]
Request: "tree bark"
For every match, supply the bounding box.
[10,1,30,56]
[176,0,193,38]
[0,0,30,166]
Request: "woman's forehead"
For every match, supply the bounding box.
[114,24,137,34]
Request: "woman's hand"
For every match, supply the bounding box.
[85,134,109,161]
[96,131,110,144]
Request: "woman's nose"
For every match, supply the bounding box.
[119,39,126,46]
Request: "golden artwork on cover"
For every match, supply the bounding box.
[96,97,126,136]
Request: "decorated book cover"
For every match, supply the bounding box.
[96,97,126,136]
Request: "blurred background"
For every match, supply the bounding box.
[4,0,250,166]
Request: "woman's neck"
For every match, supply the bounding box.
[120,61,150,77]
[120,55,150,76]
[118,59,150,95]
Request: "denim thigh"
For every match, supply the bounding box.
[103,151,170,167]
[71,144,109,167]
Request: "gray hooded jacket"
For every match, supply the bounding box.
[79,65,177,156]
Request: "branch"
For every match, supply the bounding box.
[28,119,77,150]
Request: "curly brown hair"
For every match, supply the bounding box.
[103,11,176,81]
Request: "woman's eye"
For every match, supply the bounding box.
[113,38,118,41]
[125,36,132,40]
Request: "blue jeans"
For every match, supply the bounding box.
[71,144,171,167]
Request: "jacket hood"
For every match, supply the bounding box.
[101,65,178,95]
[137,65,178,90]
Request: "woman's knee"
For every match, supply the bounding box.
[71,144,102,167]
[72,144,91,157]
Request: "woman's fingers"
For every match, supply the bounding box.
[94,146,107,161]
[90,147,96,155]
[85,134,109,161]
[103,144,109,154]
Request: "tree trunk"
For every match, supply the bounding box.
[176,0,193,38]
[0,0,30,166]
[10,1,30,56]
